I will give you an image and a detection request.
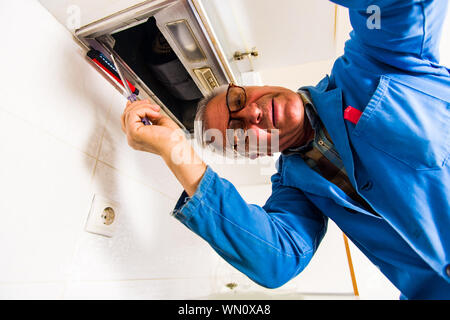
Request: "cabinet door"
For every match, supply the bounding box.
[197,0,338,85]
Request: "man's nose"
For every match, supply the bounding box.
[236,102,262,125]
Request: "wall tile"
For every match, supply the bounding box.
[235,184,272,205]
[64,278,216,300]
[0,0,117,158]
[0,109,96,282]
[347,240,400,300]
[68,161,221,282]
[286,220,354,294]
[98,101,183,198]
[0,282,65,300]
[208,220,354,295]
[63,277,317,300]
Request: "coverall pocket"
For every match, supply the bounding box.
[352,76,450,170]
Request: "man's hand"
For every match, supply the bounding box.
[121,99,207,196]
[121,100,182,156]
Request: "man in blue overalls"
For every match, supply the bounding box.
[121,0,449,299]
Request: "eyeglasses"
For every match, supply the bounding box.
[226,83,247,131]
[225,83,250,152]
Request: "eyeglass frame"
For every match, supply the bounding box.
[225,83,248,131]
[225,83,254,153]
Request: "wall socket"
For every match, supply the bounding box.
[85,194,119,237]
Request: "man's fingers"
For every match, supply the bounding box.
[128,102,160,116]
[130,108,161,125]
[123,105,161,132]
[122,100,161,131]
[123,100,144,132]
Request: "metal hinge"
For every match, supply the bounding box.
[233,48,259,61]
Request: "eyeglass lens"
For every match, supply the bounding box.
[227,85,247,131]
[227,86,246,112]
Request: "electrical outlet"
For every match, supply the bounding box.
[85,194,119,237]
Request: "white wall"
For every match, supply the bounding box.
[0,0,217,299]
[0,0,360,299]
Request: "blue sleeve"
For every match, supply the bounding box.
[330,0,448,64]
[172,166,328,288]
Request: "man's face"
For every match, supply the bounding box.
[203,85,306,157]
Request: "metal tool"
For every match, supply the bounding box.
[110,54,152,125]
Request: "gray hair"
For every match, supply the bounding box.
[194,84,228,151]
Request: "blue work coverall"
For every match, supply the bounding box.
[173,0,450,299]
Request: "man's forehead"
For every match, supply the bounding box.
[204,91,228,133]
